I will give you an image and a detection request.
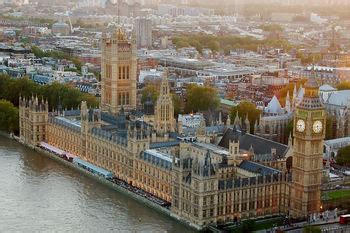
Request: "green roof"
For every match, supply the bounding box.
[220,98,237,107]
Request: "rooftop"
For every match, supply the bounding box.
[218,127,289,159]
[239,160,281,175]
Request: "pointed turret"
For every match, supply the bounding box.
[244,114,250,133]
[292,83,297,108]
[254,120,258,134]
[285,91,291,113]
[234,111,240,126]
[226,115,231,126]
[249,144,254,155]
[288,132,293,147]
[35,95,39,106]
[80,101,88,121]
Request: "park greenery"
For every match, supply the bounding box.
[303,225,322,233]
[336,145,350,166]
[0,99,19,133]
[31,46,82,71]
[0,74,98,133]
[184,84,220,113]
[172,34,292,54]
[326,189,350,201]
[230,101,261,134]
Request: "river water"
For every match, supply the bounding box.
[0,136,193,233]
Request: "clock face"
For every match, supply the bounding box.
[296,119,305,132]
[313,120,323,133]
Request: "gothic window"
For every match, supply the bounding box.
[126,92,129,105]
[301,143,305,153]
[122,66,126,79]
[194,208,198,217]
[118,66,122,79]
[126,66,129,79]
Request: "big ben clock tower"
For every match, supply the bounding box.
[290,77,325,219]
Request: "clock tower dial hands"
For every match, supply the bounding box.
[313,120,323,133]
[296,119,305,132]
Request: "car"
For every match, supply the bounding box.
[335,185,342,190]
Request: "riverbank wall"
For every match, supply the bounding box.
[4,133,202,231]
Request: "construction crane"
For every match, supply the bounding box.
[65,10,80,34]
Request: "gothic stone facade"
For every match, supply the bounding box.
[100,28,137,114]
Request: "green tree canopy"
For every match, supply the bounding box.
[0,99,19,133]
[172,34,292,54]
[230,101,261,133]
[184,84,219,113]
[303,225,321,233]
[31,46,82,71]
[337,81,350,90]
[336,145,350,166]
[0,74,98,111]
[296,51,322,65]
[141,84,159,104]
[172,94,182,116]
[260,24,283,32]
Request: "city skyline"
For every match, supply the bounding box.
[0,0,349,232]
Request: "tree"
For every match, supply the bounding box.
[260,23,283,32]
[171,34,292,54]
[285,120,293,138]
[242,219,255,232]
[31,46,82,71]
[172,94,182,116]
[0,74,98,111]
[336,81,350,90]
[141,84,159,104]
[336,145,350,166]
[208,40,220,52]
[230,101,261,133]
[0,99,19,133]
[296,51,322,65]
[303,225,321,233]
[184,84,219,113]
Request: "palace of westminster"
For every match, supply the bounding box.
[19,27,326,228]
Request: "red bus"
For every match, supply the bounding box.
[339,214,350,224]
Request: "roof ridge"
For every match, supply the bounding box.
[235,128,288,148]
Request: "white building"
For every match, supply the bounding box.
[178,113,204,128]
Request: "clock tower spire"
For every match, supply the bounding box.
[290,75,325,219]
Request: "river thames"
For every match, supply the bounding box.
[0,136,193,232]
